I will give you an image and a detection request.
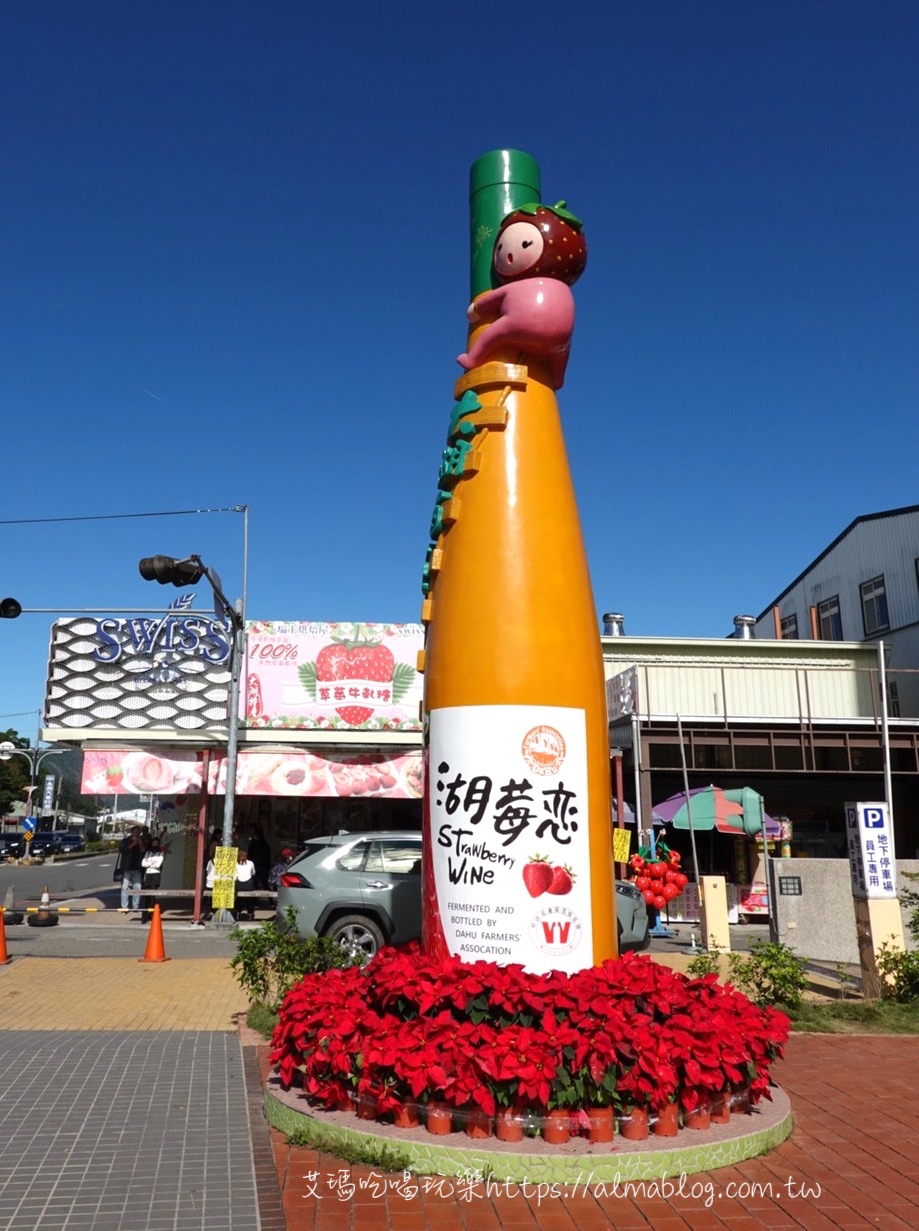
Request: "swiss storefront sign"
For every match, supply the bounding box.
[81,747,424,800]
[45,614,233,731]
[45,615,423,734]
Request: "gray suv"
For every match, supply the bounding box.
[277,832,423,958]
[277,831,649,959]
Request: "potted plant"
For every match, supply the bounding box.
[649,1054,680,1136]
[616,1094,649,1140]
[583,1084,615,1143]
[651,1094,679,1136]
[541,1083,573,1145]
[563,1047,617,1142]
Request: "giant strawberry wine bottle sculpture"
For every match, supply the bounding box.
[268,152,791,1156]
[418,149,617,974]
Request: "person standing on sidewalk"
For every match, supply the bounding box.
[234,847,257,921]
[140,838,165,924]
[268,847,294,892]
[118,826,148,915]
[247,824,271,895]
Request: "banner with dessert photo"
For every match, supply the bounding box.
[82,747,423,800]
[208,750,423,799]
[82,748,203,796]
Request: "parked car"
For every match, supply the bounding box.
[27,832,61,858]
[54,833,85,853]
[277,831,650,959]
[277,832,423,958]
[615,879,652,952]
[0,834,25,861]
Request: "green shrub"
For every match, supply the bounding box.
[686,950,721,979]
[876,941,919,1003]
[230,908,361,1010]
[901,871,919,945]
[727,939,807,1010]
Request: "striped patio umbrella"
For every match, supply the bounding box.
[651,785,779,837]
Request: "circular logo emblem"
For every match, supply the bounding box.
[528,904,583,957]
[521,725,566,776]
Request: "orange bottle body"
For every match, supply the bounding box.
[421,342,616,970]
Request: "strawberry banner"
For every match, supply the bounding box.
[244,621,423,731]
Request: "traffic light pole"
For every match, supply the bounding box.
[196,567,244,925]
[210,597,244,926]
[219,598,244,846]
[137,550,245,925]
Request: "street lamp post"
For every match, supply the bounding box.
[138,553,244,924]
[0,741,66,859]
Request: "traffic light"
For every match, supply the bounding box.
[138,555,205,587]
[1,597,21,619]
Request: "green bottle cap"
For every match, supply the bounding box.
[468,149,541,298]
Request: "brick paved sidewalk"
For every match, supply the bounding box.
[262,1034,919,1231]
[0,1031,259,1231]
[0,958,249,1030]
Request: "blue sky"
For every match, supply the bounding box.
[2,2,918,732]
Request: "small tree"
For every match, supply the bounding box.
[229,908,363,1010]
[727,940,807,1010]
[874,873,919,1003]
[0,729,30,819]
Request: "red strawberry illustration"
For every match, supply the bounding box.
[299,624,416,726]
[547,865,575,895]
[105,766,124,787]
[522,855,554,898]
[336,705,380,726]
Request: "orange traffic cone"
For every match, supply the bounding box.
[0,911,11,965]
[139,903,170,963]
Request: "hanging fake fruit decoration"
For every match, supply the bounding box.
[628,840,689,911]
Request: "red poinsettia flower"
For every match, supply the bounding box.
[267,942,788,1121]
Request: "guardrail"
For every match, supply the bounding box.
[1,890,278,915]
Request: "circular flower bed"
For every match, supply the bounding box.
[270,946,789,1138]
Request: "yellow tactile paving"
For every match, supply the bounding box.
[0,958,249,1031]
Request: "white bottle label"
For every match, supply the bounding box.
[428,704,593,973]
